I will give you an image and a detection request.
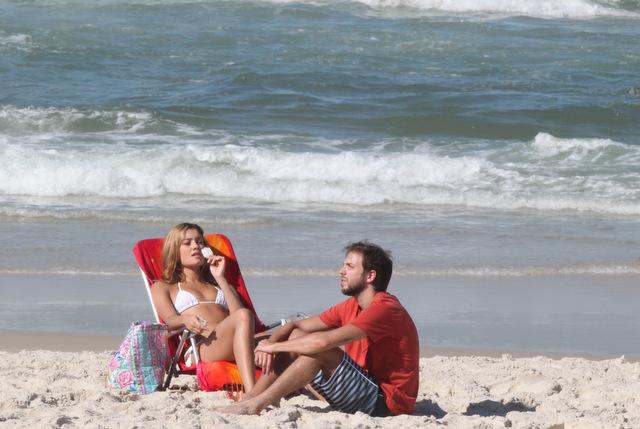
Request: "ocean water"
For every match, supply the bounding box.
[1,0,640,352]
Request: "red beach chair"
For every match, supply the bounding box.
[133,233,268,391]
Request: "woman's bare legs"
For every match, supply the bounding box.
[198,308,257,392]
[244,327,307,399]
[215,347,344,415]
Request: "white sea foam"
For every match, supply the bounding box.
[1,130,639,216]
[3,262,638,277]
[248,0,640,19]
[0,204,266,224]
[0,33,33,46]
[0,269,135,276]
[531,132,631,159]
[243,264,640,277]
[239,0,640,19]
[353,0,637,18]
[16,0,640,19]
[0,33,37,54]
[0,106,157,134]
[394,263,640,276]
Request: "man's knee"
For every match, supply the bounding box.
[289,347,343,377]
[288,327,307,340]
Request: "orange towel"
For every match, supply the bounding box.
[196,360,261,392]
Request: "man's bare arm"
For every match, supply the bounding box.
[267,315,329,342]
[255,315,330,373]
[258,323,366,356]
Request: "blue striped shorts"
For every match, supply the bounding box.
[309,352,379,415]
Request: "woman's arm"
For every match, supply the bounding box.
[150,282,205,334]
[207,254,244,313]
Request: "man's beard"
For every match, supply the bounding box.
[341,280,366,296]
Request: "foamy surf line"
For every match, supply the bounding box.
[0,206,266,226]
[212,264,640,276]
[3,263,640,277]
[0,269,138,276]
[0,105,159,134]
[23,0,638,19]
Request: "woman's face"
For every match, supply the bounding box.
[179,228,206,268]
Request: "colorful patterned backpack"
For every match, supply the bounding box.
[107,321,170,394]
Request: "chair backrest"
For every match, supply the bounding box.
[133,233,266,333]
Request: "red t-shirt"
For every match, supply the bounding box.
[319,292,419,415]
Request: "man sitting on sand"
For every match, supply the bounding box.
[217,240,419,416]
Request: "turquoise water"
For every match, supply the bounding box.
[1,0,640,353]
[1,0,639,275]
[2,1,639,141]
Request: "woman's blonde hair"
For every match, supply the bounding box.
[162,223,216,285]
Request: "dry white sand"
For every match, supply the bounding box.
[1,348,638,429]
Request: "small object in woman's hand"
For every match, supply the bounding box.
[201,247,213,259]
[197,315,208,328]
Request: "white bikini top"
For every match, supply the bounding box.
[174,282,228,314]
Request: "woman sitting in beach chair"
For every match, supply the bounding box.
[150,223,258,392]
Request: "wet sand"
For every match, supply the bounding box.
[2,272,640,357]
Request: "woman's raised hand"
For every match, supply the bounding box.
[207,254,226,280]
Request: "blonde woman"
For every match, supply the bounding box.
[151,223,257,392]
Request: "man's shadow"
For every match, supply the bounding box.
[463,399,536,417]
[412,399,447,418]
[412,398,536,418]
[300,398,448,418]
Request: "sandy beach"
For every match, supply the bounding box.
[0,331,637,429]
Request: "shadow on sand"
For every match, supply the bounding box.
[464,399,536,417]
[413,399,447,418]
[411,398,536,419]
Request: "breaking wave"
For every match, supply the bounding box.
[1,109,639,216]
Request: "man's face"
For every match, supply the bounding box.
[339,251,367,296]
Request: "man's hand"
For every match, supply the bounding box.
[255,339,276,374]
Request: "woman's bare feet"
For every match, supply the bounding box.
[223,383,252,402]
[224,390,244,402]
[213,398,261,415]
